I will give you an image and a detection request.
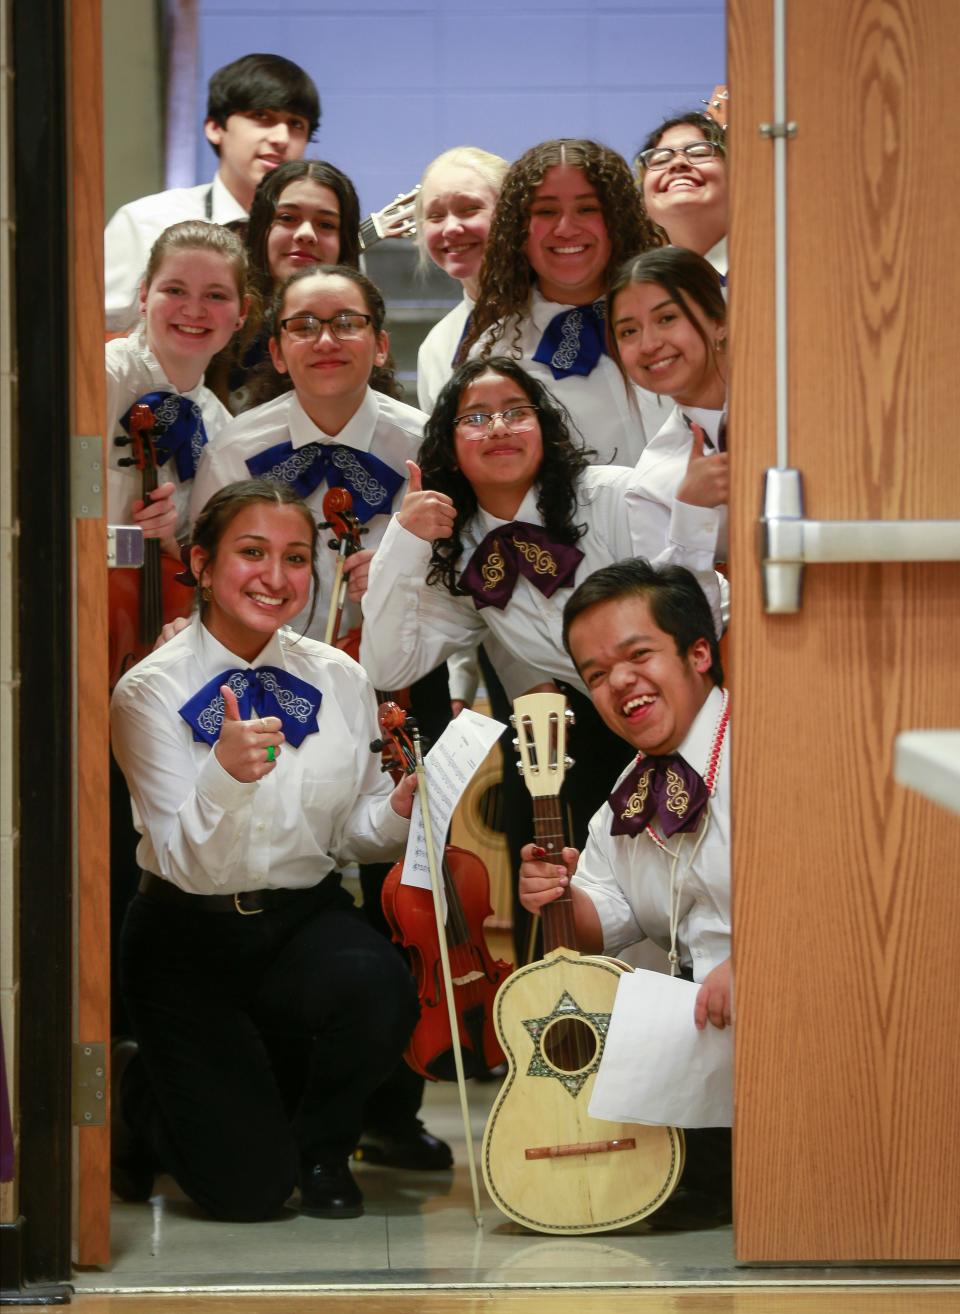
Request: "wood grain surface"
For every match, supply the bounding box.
[71,0,110,1269]
[728,0,960,1263]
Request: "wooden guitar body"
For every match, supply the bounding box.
[481,691,684,1234]
[482,947,683,1234]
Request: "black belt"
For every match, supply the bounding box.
[138,871,314,916]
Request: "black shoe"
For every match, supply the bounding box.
[355,1120,453,1171]
[110,1039,156,1203]
[300,1159,365,1219]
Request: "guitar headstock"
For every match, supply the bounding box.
[702,84,729,129]
[367,185,419,242]
[511,692,575,799]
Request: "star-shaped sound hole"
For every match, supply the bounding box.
[522,990,611,1098]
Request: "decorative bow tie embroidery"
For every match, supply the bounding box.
[119,391,208,482]
[245,439,403,523]
[609,753,709,839]
[457,522,584,610]
[532,300,607,380]
[178,666,322,748]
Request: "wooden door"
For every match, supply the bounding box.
[71,0,111,1267]
[728,0,960,1262]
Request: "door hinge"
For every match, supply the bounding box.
[73,1041,106,1126]
[71,435,103,519]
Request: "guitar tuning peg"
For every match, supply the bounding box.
[511,737,520,751]
[565,708,576,725]
[508,714,516,727]
[516,762,524,775]
[564,755,575,769]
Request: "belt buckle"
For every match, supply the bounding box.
[234,891,264,916]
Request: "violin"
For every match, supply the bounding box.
[372,701,513,1082]
[109,402,192,687]
[320,486,366,656]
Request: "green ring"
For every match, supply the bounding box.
[266,745,276,763]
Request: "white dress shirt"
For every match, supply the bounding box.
[106,328,232,540]
[417,294,473,414]
[572,686,730,982]
[110,616,409,895]
[634,402,729,562]
[190,386,425,642]
[470,288,670,466]
[105,174,248,333]
[360,467,723,699]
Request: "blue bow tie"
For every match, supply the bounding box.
[531,300,607,380]
[245,439,404,524]
[119,391,208,482]
[178,667,322,748]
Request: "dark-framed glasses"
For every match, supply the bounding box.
[279,312,373,343]
[453,405,539,439]
[638,140,723,171]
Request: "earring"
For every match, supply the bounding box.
[714,336,726,354]
[201,585,213,603]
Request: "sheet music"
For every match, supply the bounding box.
[588,968,733,1128]
[401,708,506,917]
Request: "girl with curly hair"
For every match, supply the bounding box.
[360,357,724,880]
[457,139,663,467]
[635,111,728,281]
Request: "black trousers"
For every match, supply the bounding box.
[119,878,419,1221]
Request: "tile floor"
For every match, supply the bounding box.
[73,1080,959,1295]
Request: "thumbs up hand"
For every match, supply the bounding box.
[676,423,729,509]
[397,460,457,542]
[213,684,285,782]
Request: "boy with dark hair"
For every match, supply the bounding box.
[105,53,320,331]
[519,558,732,1218]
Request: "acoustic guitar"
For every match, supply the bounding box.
[481,692,684,1234]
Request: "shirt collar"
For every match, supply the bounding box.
[705,235,728,279]
[287,388,379,453]
[670,685,727,778]
[473,485,543,537]
[210,172,250,224]
[529,286,583,332]
[195,616,287,677]
[682,405,726,447]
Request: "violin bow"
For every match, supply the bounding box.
[408,721,484,1227]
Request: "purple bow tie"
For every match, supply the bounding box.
[457,522,584,610]
[609,753,709,839]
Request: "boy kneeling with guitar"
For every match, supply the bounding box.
[518,558,732,1220]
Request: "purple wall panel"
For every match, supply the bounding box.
[193,2,725,217]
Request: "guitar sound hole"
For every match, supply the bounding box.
[541,1017,598,1073]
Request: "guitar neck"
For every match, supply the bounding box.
[138,465,163,645]
[357,215,381,252]
[532,793,578,954]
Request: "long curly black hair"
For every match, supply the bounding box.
[419,357,593,593]
[458,139,659,364]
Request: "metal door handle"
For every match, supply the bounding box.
[760,469,960,613]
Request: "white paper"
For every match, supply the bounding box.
[588,968,733,1128]
[400,708,506,916]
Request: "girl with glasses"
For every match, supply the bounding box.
[635,112,728,282]
[191,264,425,645]
[414,146,509,414]
[110,479,419,1222]
[457,139,663,468]
[360,357,724,949]
[607,247,729,565]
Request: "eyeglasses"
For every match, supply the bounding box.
[637,140,724,171]
[453,405,539,439]
[279,312,373,343]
